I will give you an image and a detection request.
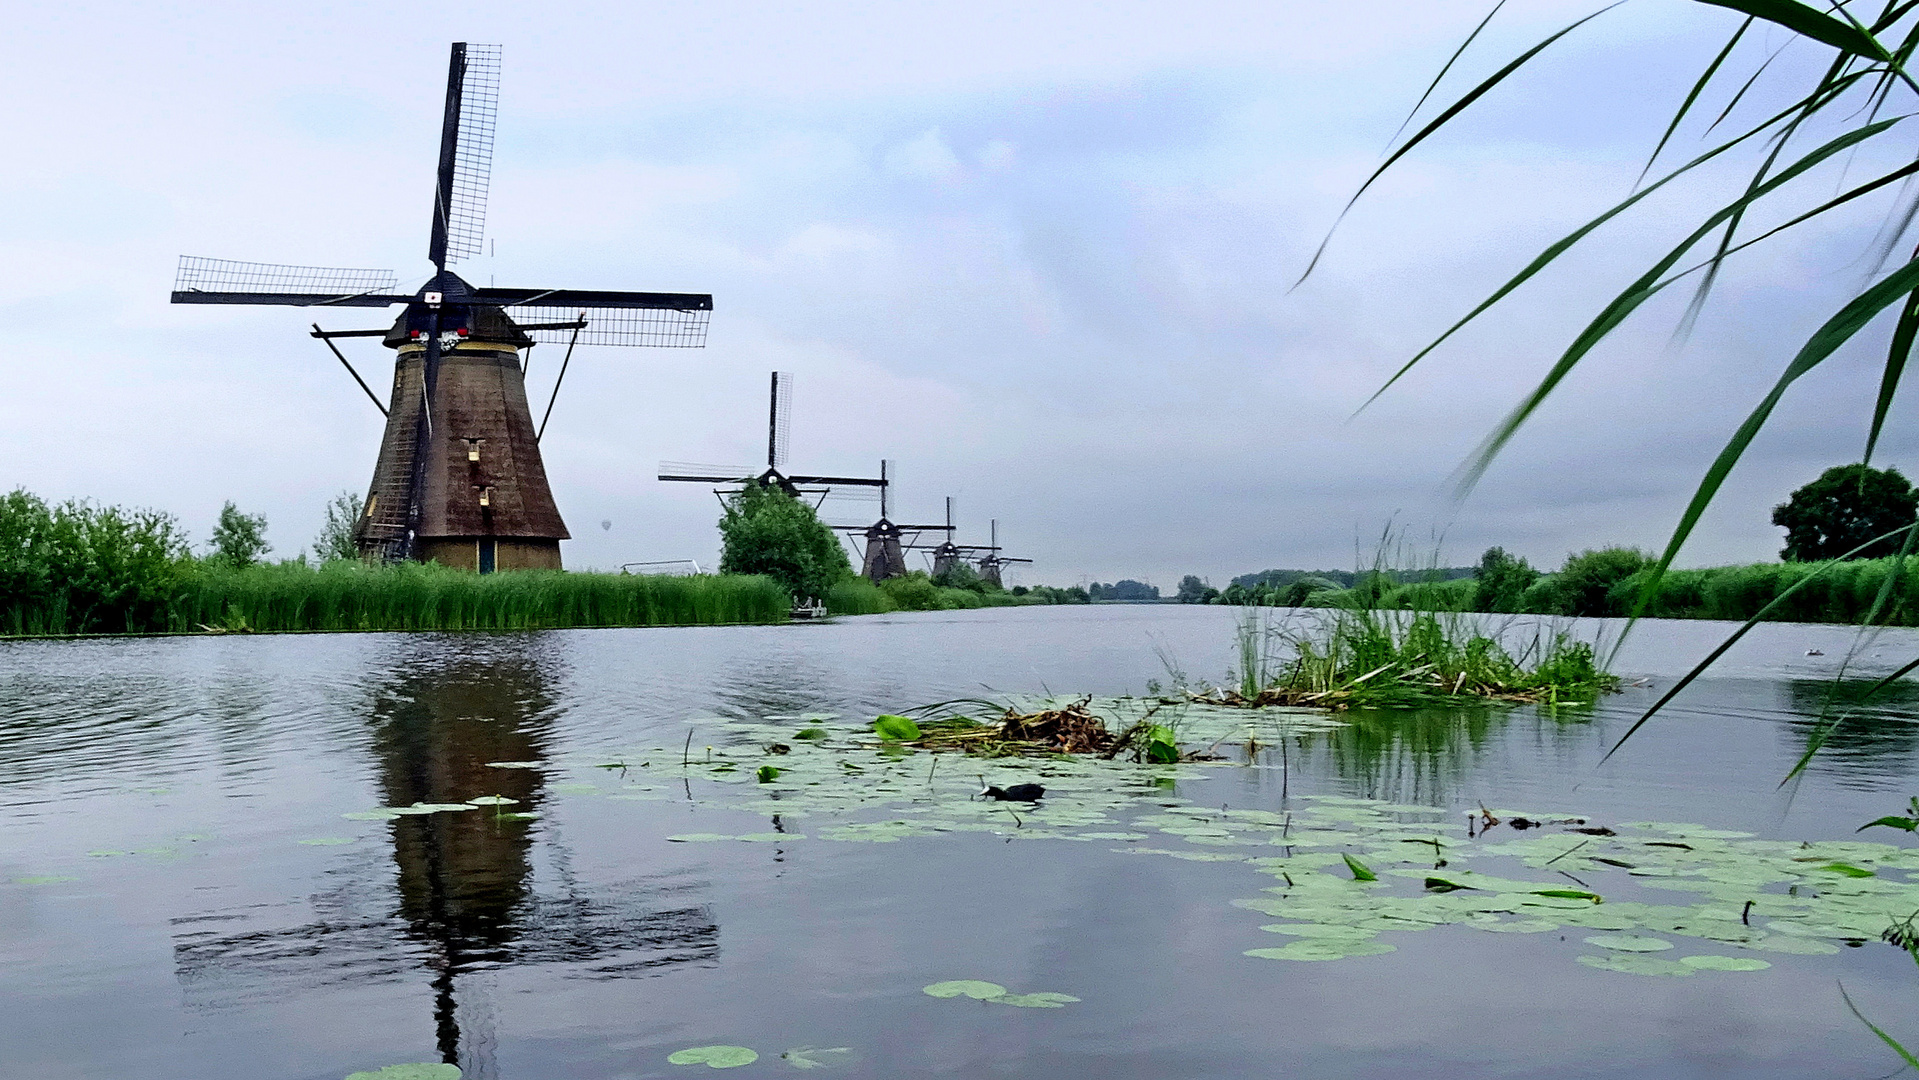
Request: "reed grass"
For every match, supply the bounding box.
[1204,599,1616,711]
[168,562,790,633]
[1,560,792,637]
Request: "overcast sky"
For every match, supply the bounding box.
[2,0,1908,586]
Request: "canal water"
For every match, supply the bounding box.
[5,605,1919,1079]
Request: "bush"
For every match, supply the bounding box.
[1529,548,1651,617]
[1472,547,1539,613]
[718,481,853,602]
[0,488,190,635]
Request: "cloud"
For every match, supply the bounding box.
[882,128,963,181]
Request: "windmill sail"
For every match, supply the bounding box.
[769,371,792,469]
[430,43,501,267]
[171,257,406,306]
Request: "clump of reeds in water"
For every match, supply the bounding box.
[892,697,1186,762]
[168,560,790,634]
[1193,604,1619,710]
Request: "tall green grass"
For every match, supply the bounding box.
[2,560,791,637]
[169,562,790,633]
[1217,598,1616,709]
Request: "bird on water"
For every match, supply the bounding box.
[979,782,1045,802]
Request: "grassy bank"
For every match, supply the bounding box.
[825,573,1042,616]
[1248,550,1919,627]
[4,560,790,637]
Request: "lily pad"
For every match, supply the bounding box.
[465,796,519,806]
[1474,919,1560,934]
[483,761,544,769]
[667,1046,759,1068]
[1584,934,1674,952]
[1679,954,1772,971]
[781,1046,855,1070]
[923,980,1008,999]
[344,1065,461,1080]
[342,810,404,821]
[666,833,735,843]
[14,875,79,885]
[1576,954,1693,977]
[1258,923,1380,940]
[298,837,355,846]
[995,992,1080,1008]
[1245,939,1396,961]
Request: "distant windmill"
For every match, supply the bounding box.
[170,43,712,572]
[914,501,1033,586]
[973,518,1034,588]
[831,461,953,582]
[658,373,886,501]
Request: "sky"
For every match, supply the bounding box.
[2,0,1912,587]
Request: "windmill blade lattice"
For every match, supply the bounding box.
[770,371,793,469]
[172,257,403,304]
[504,304,709,347]
[438,44,500,264]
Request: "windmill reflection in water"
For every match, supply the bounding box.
[168,643,720,1077]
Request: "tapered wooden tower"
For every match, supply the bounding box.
[358,301,567,571]
[169,43,711,572]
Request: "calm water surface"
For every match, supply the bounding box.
[6,605,1919,1079]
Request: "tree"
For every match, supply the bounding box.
[1175,574,1219,604]
[312,490,364,562]
[1772,464,1918,562]
[717,481,852,601]
[1472,547,1539,613]
[208,501,271,568]
[1532,548,1649,618]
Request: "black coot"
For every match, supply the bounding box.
[980,782,1045,802]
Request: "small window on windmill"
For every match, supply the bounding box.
[465,438,484,462]
[478,485,494,508]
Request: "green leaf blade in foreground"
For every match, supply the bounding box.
[1694,0,1892,61]
[1342,853,1378,881]
[873,715,922,741]
[1858,815,1919,833]
[667,1046,759,1069]
[1460,113,1908,500]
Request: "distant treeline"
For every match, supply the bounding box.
[1219,546,1919,626]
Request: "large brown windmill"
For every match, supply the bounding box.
[171,44,711,572]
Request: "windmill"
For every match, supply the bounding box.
[829,461,954,582]
[973,518,1034,588]
[658,372,884,501]
[171,43,712,572]
[913,500,1033,586]
[659,373,950,582]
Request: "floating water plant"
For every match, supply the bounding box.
[343,1065,460,1080]
[781,1046,855,1069]
[923,980,1079,1007]
[872,715,921,741]
[667,1046,758,1068]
